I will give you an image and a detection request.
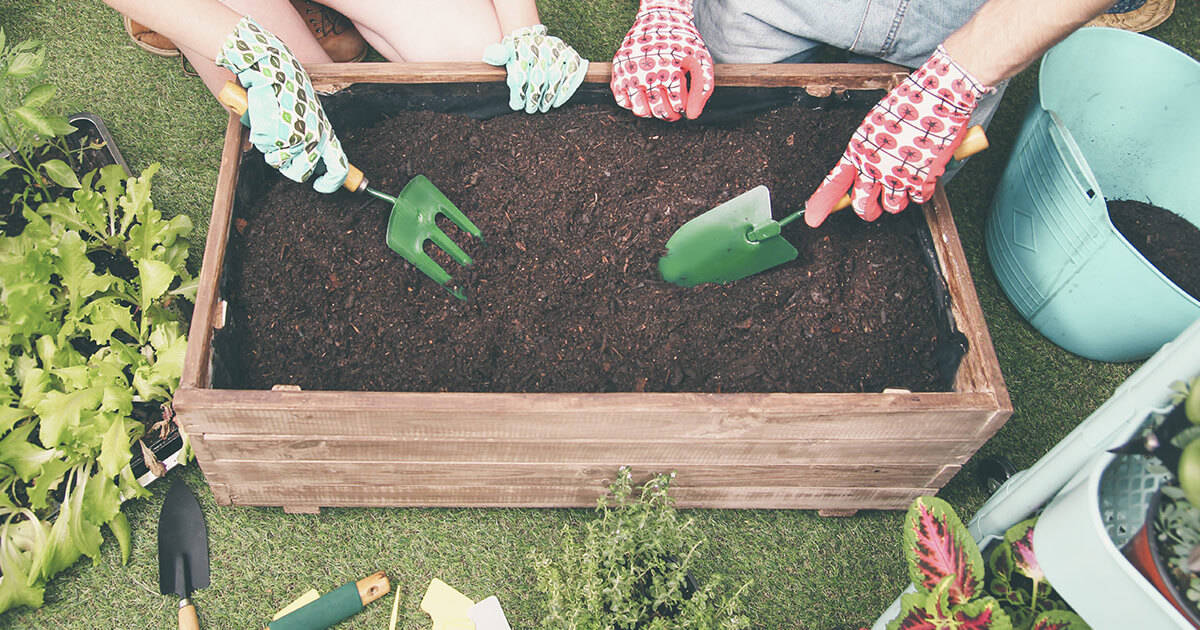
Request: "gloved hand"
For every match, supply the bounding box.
[216,17,348,193]
[804,46,992,227]
[610,0,714,121]
[483,25,588,113]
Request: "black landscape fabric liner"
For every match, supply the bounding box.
[212,82,967,392]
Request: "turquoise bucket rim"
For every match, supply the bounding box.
[1039,26,1200,94]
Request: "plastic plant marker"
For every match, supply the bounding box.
[272,589,320,620]
[468,596,512,630]
[420,578,475,630]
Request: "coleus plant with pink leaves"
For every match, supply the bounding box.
[884,496,1090,630]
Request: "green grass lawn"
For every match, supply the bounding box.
[1,1,1196,628]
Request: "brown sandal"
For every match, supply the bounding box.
[289,0,369,63]
[123,15,180,57]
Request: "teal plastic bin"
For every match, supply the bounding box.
[986,28,1200,362]
[872,318,1200,630]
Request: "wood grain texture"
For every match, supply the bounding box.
[178,62,1010,511]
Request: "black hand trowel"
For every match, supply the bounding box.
[658,126,987,287]
[158,480,210,630]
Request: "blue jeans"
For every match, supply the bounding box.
[694,0,1008,178]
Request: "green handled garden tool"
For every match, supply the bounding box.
[218,82,482,300]
[658,125,988,287]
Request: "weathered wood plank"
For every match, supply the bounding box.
[222,483,934,510]
[201,460,948,489]
[199,435,979,466]
[174,390,1001,439]
[304,61,908,92]
[180,113,244,391]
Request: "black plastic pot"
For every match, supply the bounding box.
[3,112,182,488]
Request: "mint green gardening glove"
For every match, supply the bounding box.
[483,25,588,114]
[216,17,348,193]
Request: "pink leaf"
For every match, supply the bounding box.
[1008,520,1045,584]
[903,496,984,606]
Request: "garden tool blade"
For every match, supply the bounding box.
[659,126,989,287]
[659,186,798,287]
[158,480,210,628]
[383,175,483,301]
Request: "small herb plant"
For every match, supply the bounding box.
[0,28,92,221]
[532,467,751,629]
[887,496,1089,630]
[0,163,194,613]
[1144,377,1200,614]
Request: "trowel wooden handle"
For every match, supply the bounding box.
[179,599,200,630]
[216,81,365,193]
[832,124,988,213]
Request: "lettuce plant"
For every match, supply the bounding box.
[888,496,1089,630]
[0,163,194,613]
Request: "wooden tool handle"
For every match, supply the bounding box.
[179,599,200,630]
[356,571,391,606]
[831,124,988,213]
[215,81,365,193]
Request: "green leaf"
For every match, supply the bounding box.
[82,468,122,526]
[0,523,46,614]
[106,512,131,565]
[0,158,22,177]
[0,423,58,482]
[0,406,33,436]
[5,49,43,78]
[26,457,71,512]
[137,259,176,312]
[22,84,55,109]
[97,417,132,479]
[32,387,104,448]
[39,159,81,189]
[12,105,55,137]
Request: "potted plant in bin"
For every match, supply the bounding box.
[532,467,751,629]
[879,496,1090,630]
[1120,376,1200,625]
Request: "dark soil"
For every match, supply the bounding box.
[1108,199,1200,299]
[221,102,959,394]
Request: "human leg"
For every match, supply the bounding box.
[320,0,506,62]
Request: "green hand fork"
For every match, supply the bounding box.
[219,82,483,300]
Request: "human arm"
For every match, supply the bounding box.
[483,1,589,113]
[101,0,348,192]
[804,0,1116,227]
[492,0,541,35]
[610,0,715,121]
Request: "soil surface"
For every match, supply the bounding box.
[1108,199,1200,300]
[221,103,958,393]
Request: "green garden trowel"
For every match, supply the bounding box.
[658,125,987,287]
[218,82,482,300]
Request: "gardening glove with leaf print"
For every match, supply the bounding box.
[804,46,992,227]
[216,17,348,193]
[610,0,714,121]
[483,25,589,114]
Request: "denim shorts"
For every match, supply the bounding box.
[693,0,1007,173]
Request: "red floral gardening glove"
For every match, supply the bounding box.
[804,46,993,227]
[610,0,715,121]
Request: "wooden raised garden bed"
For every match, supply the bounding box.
[174,62,1011,514]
